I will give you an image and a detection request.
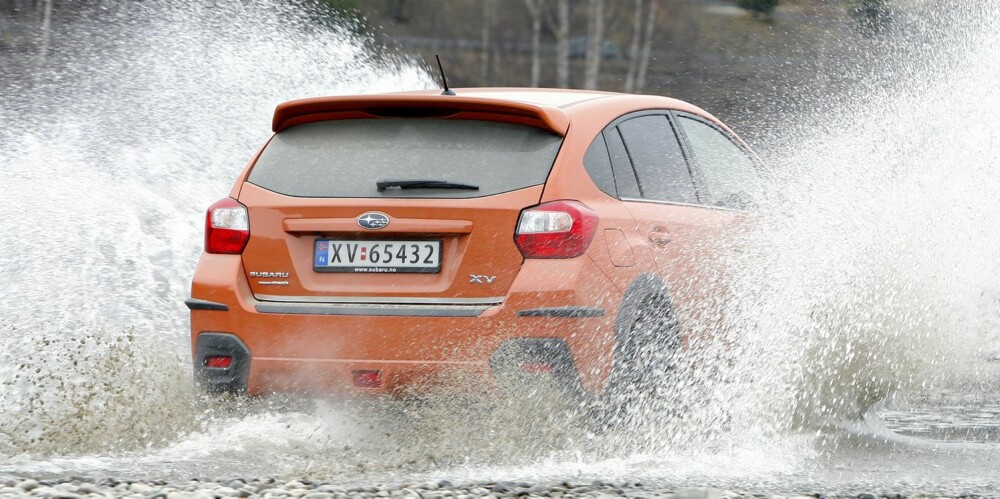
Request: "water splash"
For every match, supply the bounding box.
[657,0,1000,458]
[0,0,432,459]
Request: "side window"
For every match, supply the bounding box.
[677,116,760,210]
[583,133,617,197]
[605,128,641,199]
[617,115,698,204]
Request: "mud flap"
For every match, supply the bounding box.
[489,338,585,402]
[194,332,251,393]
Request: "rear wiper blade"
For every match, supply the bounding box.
[377,179,479,191]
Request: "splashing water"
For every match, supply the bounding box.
[2,0,1000,494]
[0,0,431,465]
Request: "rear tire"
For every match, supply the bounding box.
[598,292,682,430]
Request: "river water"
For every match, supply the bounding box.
[0,1,998,495]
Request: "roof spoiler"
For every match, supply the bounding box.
[272,95,570,136]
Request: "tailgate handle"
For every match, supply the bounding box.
[283,218,474,234]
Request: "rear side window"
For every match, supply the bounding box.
[605,129,641,199]
[617,115,697,204]
[677,116,760,210]
[583,133,617,197]
[248,119,563,198]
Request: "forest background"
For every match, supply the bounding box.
[2,0,928,145]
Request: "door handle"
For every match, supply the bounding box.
[648,230,671,245]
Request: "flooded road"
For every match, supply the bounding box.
[1,1,999,496]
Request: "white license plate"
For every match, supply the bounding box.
[313,240,441,273]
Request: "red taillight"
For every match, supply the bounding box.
[352,370,382,388]
[205,356,232,369]
[515,200,598,259]
[205,197,249,254]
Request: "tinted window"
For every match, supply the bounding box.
[617,115,697,204]
[605,129,641,199]
[678,116,760,210]
[583,133,617,197]
[248,119,563,198]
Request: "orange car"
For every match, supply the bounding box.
[187,88,761,402]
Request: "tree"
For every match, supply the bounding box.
[624,0,643,93]
[544,0,571,88]
[480,0,496,83]
[625,0,658,94]
[634,0,657,93]
[524,0,545,87]
[583,0,604,89]
[737,0,779,20]
[36,0,52,67]
[851,0,891,37]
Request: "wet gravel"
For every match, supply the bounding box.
[0,477,972,499]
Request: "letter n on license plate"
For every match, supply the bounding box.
[313,240,442,273]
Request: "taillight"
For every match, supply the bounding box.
[205,197,249,254]
[515,200,598,259]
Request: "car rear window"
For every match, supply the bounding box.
[247,118,563,198]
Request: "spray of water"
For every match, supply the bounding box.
[2,0,1000,493]
[634,0,1000,459]
[0,0,432,460]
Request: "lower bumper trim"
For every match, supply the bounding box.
[254,302,488,317]
[516,307,605,318]
[185,298,229,311]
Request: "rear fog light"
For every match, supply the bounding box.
[520,362,554,374]
[352,370,382,388]
[205,356,232,369]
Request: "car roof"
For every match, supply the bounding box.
[394,87,718,121]
[397,87,617,108]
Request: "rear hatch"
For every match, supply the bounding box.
[238,114,564,305]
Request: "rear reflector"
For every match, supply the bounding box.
[520,362,555,374]
[205,356,232,369]
[515,200,598,259]
[205,197,250,254]
[352,370,382,388]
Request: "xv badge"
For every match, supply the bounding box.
[469,275,497,284]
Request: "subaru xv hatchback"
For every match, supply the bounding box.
[187,88,761,401]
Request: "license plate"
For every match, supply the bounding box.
[313,240,441,273]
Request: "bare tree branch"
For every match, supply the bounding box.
[36,0,52,67]
[555,0,570,88]
[625,0,644,93]
[481,0,496,83]
[636,0,659,93]
[524,0,546,87]
[583,0,604,90]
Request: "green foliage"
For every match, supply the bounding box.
[737,0,780,18]
[851,0,892,37]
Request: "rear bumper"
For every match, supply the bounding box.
[189,253,620,396]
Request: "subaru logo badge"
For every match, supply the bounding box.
[357,212,390,230]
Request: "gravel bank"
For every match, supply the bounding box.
[0,477,950,499]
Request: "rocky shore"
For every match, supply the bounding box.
[0,477,962,499]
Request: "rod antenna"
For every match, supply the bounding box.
[436,55,456,96]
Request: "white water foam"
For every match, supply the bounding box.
[0,0,432,461]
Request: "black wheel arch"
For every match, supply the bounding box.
[614,273,675,339]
